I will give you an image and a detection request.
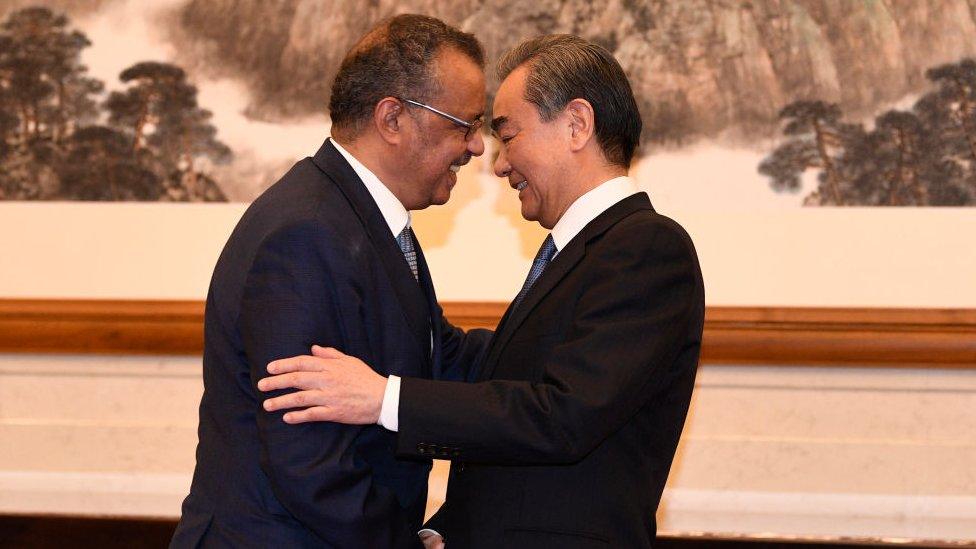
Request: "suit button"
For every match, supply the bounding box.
[417,443,429,454]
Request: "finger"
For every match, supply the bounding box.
[312,345,345,359]
[268,355,328,374]
[283,406,335,424]
[267,355,310,374]
[263,389,324,412]
[258,371,322,393]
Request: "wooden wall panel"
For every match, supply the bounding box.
[0,300,204,355]
[0,299,974,366]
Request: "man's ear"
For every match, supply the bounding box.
[373,97,405,144]
[566,98,595,152]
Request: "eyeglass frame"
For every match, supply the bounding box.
[399,98,483,140]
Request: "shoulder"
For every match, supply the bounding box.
[594,208,699,266]
[241,158,362,236]
[252,158,344,215]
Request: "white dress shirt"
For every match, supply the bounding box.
[378,175,640,432]
[331,138,409,237]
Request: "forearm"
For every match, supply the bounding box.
[396,376,617,464]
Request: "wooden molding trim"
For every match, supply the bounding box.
[0,299,204,355]
[700,307,976,367]
[0,299,974,367]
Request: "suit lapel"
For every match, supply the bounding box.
[310,139,431,359]
[479,193,653,381]
[415,236,440,377]
[478,242,583,381]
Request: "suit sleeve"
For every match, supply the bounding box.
[435,310,493,382]
[396,223,704,464]
[240,221,402,547]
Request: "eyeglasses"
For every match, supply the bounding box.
[401,98,483,140]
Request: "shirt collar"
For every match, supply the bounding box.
[330,137,410,236]
[550,176,640,253]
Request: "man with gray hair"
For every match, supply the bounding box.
[262,34,704,548]
[171,14,493,548]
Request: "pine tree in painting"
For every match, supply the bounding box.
[915,59,976,204]
[761,59,976,206]
[106,62,230,201]
[0,7,102,198]
[0,7,231,201]
[759,101,863,205]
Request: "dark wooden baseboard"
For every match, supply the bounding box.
[0,299,974,367]
[0,515,966,548]
[0,515,177,549]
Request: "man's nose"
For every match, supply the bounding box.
[493,145,510,177]
[467,130,486,157]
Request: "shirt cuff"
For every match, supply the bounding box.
[418,528,442,540]
[378,374,400,432]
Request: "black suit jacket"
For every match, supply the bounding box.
[396,193,704,548]
[171,139,491,549]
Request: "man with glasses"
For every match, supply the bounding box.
[171,14,492,549]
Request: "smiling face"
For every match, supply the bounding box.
[491,66,577,229]
[400,47,486,209]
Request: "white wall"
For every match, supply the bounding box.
[2,146,974,543]
[2,158,975,306]
[1,354,973,542]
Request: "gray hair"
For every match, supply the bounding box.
[497,34,641,167]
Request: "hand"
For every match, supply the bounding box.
[420,532,445,549]
[258,345,386,424]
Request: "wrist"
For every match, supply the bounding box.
[371,375,385,422]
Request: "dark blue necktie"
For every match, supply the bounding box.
[396,225,419,281]
[512,234,556,311]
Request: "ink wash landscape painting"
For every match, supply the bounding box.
[2,0,976,207]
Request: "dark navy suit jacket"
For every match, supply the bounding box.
[397,194,704,548]
[171,139,491,548]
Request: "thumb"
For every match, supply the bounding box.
[312,345,344,359]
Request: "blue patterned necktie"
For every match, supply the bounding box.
[512,234,556,311]
[396,225,419,281]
